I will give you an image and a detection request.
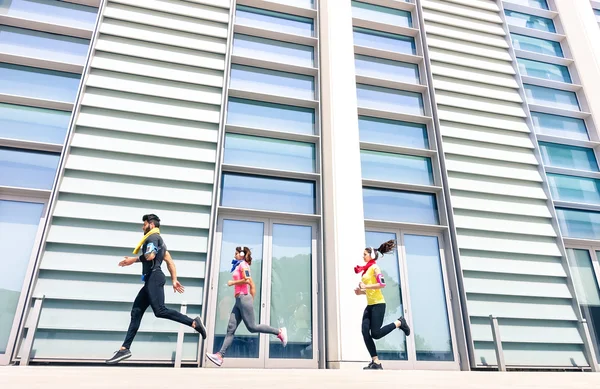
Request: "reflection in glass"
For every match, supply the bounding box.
[503,0,549,10]
[212,220,264,357]
[355,55,419,84]
[359,116,429,149]
[0,103,70,144]
[0,147,60,190]
[0,0,97,30]
[363,187,439,225]
[404,235,453,361]
[539,142,598,172]
[233,34,314,67]
[524,84,579,111]
[353,27,416,55]
[557,208,600,240]
[511,33,563,57]
[235,5,314,37]
[351,1,412,27]
[0,200,44,354]
[269,224,313,359]
[595,9,600,23]
[504,10,555,33]
[517,58,570,83]
[230,65,314,100]
[0,63,80,102]
[547,173,600,205]
[531,112,589,141]
[227,98,315,135]
[0,25,90,65]
[365,230,407,360]
[361,150,433,186]
[357,84,424,116]
[224,133,315,173]
[221,173,315,214]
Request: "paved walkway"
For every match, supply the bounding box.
[1,367,600,388]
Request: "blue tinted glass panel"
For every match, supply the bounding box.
[524,84,579,111]
[511,33,563,57]
[233,34,313,67]
[0,26,90,65]
[0,147,59,190]
[359,116,429,149]
[539,142,598,172]
[361,150,433,186]
[221,173,315,214]
[354,27,416,55]
[235,5,314,37]
[351,1,412,27]
[518,58,571,83]
[532,112,589,140]
[227,98,315,135]
[357,84,424,116]
[557,208,600,240]
[0,0,97,30]
[224,133,315,173]
[547,173,600,205]
[230,65,314,100]
[503,0,549,10]
[363,187,439,225]
[595,9,600,23]
[355,55,419,84]
[0,63,80,102]
[504,10,555,32]
[0,103,69,144]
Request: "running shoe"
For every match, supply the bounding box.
[363,361,383,370]
[105,349,131,364]
[206,352,223,367]
[398,317,411,336]
[278,327,288,347]
[193,316,207,339]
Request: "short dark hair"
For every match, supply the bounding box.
[143,214,161,228]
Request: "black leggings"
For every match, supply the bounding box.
[361,303,397,358]
[122,270,194,349]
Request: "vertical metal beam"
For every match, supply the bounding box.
[174,302,188,368]
[20,296,45,366]
[489,315,506,372]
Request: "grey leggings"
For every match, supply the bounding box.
[219,294,279,356]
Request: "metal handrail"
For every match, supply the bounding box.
[174,302,187,368]
[19,296,45,366]
[489,315,506,371]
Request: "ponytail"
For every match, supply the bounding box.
[236,246,253,266]
[365,240,396,260]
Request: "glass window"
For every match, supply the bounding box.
[359,116,429,149]
[532,112,589,141]
[547,173,600,205]
[504,10,555,33]
[357,84,424,116]
[355,54,420,84]
[363,187,439,225]
[0,25,90,66]
[353,27,416,55]
[351,1,412,28]
[361,150,433,186]
[524,84,579,111]
[595,9,600,23]
[235,5,314,37]
[567,249,600,306]
[230,65,314,100]
[511,33,563,57]
[271,0,314,8]
[0,0,97,30]
[221,173,315,214]
[503,0,549,10]
[557,208,600,240]
[404,234,454,361]
[224,133,315,173]
[0,103,70,144]
[0,147,59,190]
[0,63,80,103]
[0,200,45,354]
[227,98,315,135]
[233,34,313,68]
[517,58,571,83]
[539,142,598,172]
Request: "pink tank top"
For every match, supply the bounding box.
[233,261,250,296]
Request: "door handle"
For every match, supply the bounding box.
[262,302,266,308]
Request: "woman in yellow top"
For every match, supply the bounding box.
[354,240,411,370]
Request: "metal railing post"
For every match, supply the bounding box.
[174,302,187,368]
[20,296,45,366]
[489,315,506,371]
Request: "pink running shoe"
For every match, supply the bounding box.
[277,327,288,347]
[206,352,223,367]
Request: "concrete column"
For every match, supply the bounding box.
[318,0,369,367]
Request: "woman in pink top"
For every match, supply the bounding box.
[206,246,287,367]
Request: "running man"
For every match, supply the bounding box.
[105,214,207,364]
[206,246,287,367]
[354,240,411,370]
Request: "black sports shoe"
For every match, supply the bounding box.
[363,361,383,370]
[194,316,207,339]
[105,349,131,364]
[398,317,411,336]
